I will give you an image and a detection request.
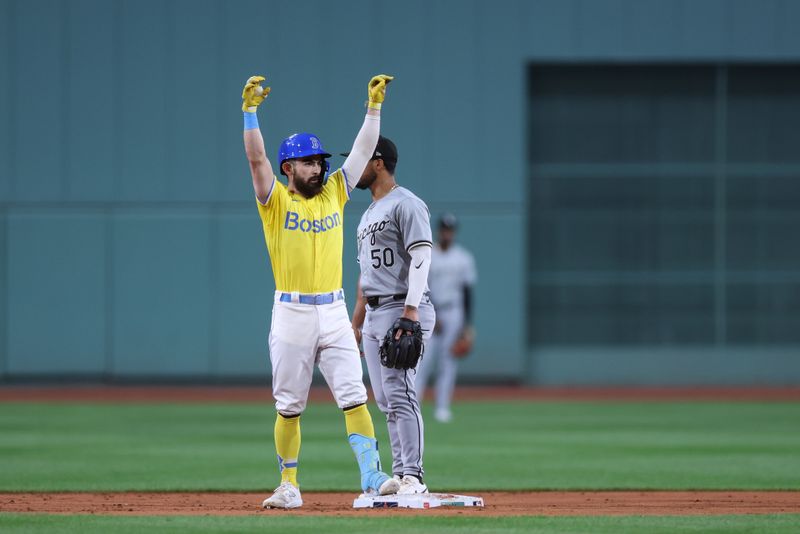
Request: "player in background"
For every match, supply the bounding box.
[349,136,436,494]
[242,74,399,509]
[415,214,477,423]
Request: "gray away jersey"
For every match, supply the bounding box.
[356,187,433,296]
[429,243,477,309]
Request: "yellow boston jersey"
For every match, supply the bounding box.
[257,169,350,293]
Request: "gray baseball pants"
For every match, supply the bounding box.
[362,296,435,479]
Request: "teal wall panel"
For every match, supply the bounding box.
[448,212,525,379]
[66,0,115,201]
[532,348,800,386]
[173,1,223,202]
[625,1,683,56]
[518,0,800,60]
[681,0,728,57]
[778,0,800,51]
[12,0,65,201]
[218,0,275,203]
[2,0,800,383]
[574,0,627,55]
[6,212,106,374]
[476,0,525,203]
[727,0,782,58]
[371,1,430,198]
[315,3,378,180]
[523,0,578,58]
[427,2,480,203]
[324,1,379,91]
[0,213,6,377]
[0,0,11,202]
[111,212,212,375]
[216,211,273,377]
[118,0,171,202]
[272,1,331,143]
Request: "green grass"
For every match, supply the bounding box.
[1,401,799,491]
[0,514,799,534]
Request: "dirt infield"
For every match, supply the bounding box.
[2,491,799,516]
[2,385,800,403]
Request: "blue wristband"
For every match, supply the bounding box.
[243,111,259,130]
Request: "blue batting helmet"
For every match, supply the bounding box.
[278,133,332,181]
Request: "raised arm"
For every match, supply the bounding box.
[242,76,276,204]
[342,74,393,190]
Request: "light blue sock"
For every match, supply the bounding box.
[348,433,389,492]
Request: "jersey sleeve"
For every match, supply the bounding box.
[256,178,288,226]
[396,198,433,252]
[326,168,349,210]
[463,249,478,285]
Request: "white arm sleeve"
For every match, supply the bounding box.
[342,113,380,191]
[405,244,432,308]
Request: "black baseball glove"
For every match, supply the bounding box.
[379,317,424,370]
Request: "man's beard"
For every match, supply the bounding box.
[295,174,324,198]
[356,172,377,190]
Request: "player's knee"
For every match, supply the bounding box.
[373,397,390,414]
[337,396,369,412]
[334,383,368,410]
[276,398,307,415]
[386,391,420,412]
[342,402,366,412]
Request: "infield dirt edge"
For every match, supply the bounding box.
[2,491,800,517]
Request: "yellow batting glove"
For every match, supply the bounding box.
[242,75,271,112]
[367,74,393,109]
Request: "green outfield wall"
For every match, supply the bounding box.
[1,0,799,384]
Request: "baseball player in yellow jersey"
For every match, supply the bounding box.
[242,73,398,509]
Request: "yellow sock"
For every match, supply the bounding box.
[343,403,376,438]
[274,413,300,487]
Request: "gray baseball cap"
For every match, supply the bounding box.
[439,213,458,230]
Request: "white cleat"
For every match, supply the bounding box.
[397,475,429,495]
[434,408,452,423]
[378,475,401,495]
[262,482,303,509]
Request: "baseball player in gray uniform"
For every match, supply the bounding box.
[348,136,435,495]
[415,213,477,423]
